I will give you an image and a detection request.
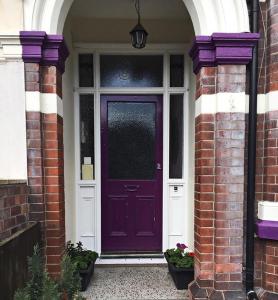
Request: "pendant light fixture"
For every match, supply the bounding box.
[130,0,148,49]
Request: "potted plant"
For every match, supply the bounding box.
[164,243,194,290]
[66,241,98,291]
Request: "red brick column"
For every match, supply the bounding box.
[20,31,68,277]
[214,66,246,294]
[194,67,216,294]
[190,66,247,299]
[253,1,278,298]
[25,63,45,227]
[41,66,65,276]
[189,33,258,299]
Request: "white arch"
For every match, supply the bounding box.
[24,0,250,35]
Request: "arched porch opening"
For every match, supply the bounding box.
[21,0,256,298]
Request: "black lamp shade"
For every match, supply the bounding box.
[130,23,148,49]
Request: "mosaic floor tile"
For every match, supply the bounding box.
[82,266,189,300]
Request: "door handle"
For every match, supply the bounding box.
[124,185,139,192]
[156,163,162,170]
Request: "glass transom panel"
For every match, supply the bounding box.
[100,55,163,87]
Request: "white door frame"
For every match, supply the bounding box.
[73,43,192,255]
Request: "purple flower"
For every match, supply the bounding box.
[176,243,188,251]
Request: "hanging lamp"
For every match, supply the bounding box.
[130,0,148,49]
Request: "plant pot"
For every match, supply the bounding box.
[79,260,96,291]
[164,253,194,290]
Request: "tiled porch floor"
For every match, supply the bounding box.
[82,265,189,300]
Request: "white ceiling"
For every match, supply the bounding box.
[69,0,190,20]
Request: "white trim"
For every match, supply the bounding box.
[195,92,248,117]
[41,93,63,116]
[96,258,166,265]
[25,91,63,116]
[25,91,41,112]
[0,35,22,61]
[24,0,250,35]
[257,91,278,114]
[195,91,278,118]
[74,45,193,254]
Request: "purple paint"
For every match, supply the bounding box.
[256,220,278,241]
[189,32,260,74]
[43,35,69,73]
[20,31,46,63]
[101,95,163,253]
[20,31,69,74]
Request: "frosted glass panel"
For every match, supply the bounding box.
[108,102,156,179]
[170,55,184,87]
[100,55,163,87]
[80,95,94,180]
[169,95,184,178]
[79,54,94,87]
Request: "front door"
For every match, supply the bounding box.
[101,95,163,253]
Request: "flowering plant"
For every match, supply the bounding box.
[165,243,194,268]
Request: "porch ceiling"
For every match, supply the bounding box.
[69,0,190,20]
[66,0,194,43]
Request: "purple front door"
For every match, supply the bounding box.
[101,95,163,253]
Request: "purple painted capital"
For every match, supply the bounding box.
[256,220,278,241]
[20,31,46,63]
[43,35,69,73]
[189,32,260,74]
[20,31,69,74]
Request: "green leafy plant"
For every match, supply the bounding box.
[59,255,83,300]
[14,244,85,300]
[66,241,98,271]
[165,243,194,269]
[14,245,60,300]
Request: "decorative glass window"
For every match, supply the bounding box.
[170,55,184,87]
[79,54,94,87]
[80,94,94,180]
[169,94,184,179]
[100,55,163,87]
[107,102,156,180]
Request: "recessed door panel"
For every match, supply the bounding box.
[101,95,163,253]
[108,196,128,237]
[135,196,155,237]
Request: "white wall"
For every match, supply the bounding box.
[0,61,27,180]
[0,0,23,34]
[187,62,196,250]
[0,1,26,180]
[63,20,76,243]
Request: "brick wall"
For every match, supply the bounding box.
[190,65,247,299]
[254,1,278,297]
[0,182,29,240]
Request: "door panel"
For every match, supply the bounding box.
[101,95,163,253]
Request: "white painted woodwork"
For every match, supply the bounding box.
[74,45,195,255]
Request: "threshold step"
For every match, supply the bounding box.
[100,253,164,259]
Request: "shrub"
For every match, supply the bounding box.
[14,244,85,300]
[165,243,194,268]
[66,241,98,271]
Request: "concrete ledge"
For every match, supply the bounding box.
[0,179,27,185]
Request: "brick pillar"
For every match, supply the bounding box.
[41,66,65,276]
[25,63,45,228]
[214,65,246,294]
[189,33,259,299]
[194,67,216,294]
[254,1,278,298]
[20,31,68,277]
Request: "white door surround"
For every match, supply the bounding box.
[73,44,193,255]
